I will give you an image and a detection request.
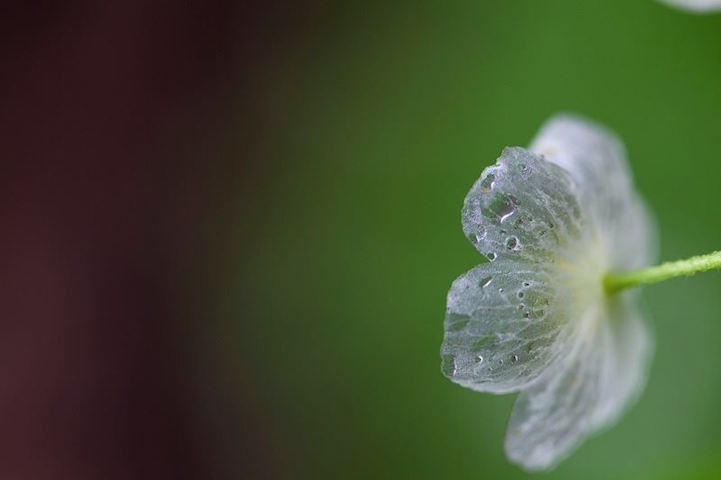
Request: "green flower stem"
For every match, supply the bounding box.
[604,250,721,295]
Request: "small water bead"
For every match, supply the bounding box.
[480,173,495,192]
[517,291,524,299]
[498,359,504,365]
[501,207,516,223]
[480,276,493,288]
[523,311,530,319]
[518,303,525,310]
[500,207,516,224]
[486,252,497,261]
[511,354,519,363]
[506,236,519,250]
[523,282,530,287]
[482,192,518,224]
[498,288,504,293]
[475,355,484,364]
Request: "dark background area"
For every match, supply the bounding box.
[2,1,721,479]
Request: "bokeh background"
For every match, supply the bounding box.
[3,1,721,478]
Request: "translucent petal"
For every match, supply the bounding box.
[443,114,657,469]
[504,294,652,471]
[659,0,721,12]
[529,114,657,269]
[441,259,577,394]
[462,146,584,265]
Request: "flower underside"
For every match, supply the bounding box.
[441,115,656,470]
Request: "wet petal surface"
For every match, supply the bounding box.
[442,259,573,393]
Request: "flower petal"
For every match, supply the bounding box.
[447,146,593,393]
[504,294,652,471]
[529,114,657,269]
[441,259,577,394]
[462,146,584,265]
[658,0,721,12]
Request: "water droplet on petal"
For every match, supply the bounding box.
[483,193,517,223]
[480,173,495,192]
[486,252,496,261]
[498,288,504,293]
[480,276,492,288]
[511,354,519,363]
[517,291,524,299]
[523,282,530,287]
[500,208,515,223]
[475,355,484,364]
[506,236,518,250]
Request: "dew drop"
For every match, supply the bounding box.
[486,252,496,261]
[480,174,495,192]
[498,359,504,365]
[441,354,457,377]
[517,291,524,299]
[482,193,517,223]
[523,282,530,287]
[518,303,525,310]
[548,221,555,229]
[475,355,484,364]
[498,288,504,293]
[467,232,478,244]
[523,311,530,319]
[511,354,519,363]
[480,276,493,288]
[500,208,515,223]
[506,236,518,250]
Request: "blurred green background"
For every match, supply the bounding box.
[221,1,721,478]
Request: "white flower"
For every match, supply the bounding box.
[440,115,657,470]
[659,0,721,12]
